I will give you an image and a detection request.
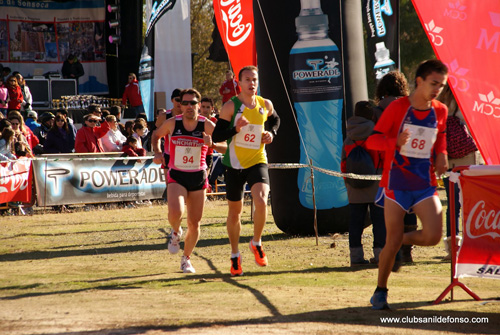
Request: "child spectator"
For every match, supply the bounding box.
[132,122,145,149]
[122,136,146,159]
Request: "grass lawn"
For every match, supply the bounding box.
[0,198,499,335]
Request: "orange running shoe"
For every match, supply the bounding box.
[249,240,268,266]
[230,255,243,276]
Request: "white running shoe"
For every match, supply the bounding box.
[168,227,183,254]
[180,255,196,273]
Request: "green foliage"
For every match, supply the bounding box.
[400,0,436,86]
[191,0,230,110]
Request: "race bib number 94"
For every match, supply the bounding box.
[235,124,263,149]
[174,146,201,170]
[399,124,437,159]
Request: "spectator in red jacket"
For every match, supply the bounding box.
[121,73,144,117]
[74,113,110,153]
[219,70,241,105]
[5,76,23,111]
[122,135,146,158]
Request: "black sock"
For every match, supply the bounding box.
[375,286,388,293]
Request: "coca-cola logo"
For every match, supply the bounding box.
[465,200,500,240]
[0,161,30,194]
[219,0,253,47]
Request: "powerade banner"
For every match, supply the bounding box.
[0,0,108,94]
[362,0,399,83]
[214,0,256,79]
[255,0,349,235]
[456,167,500,279]
[0,160,32,203]
[411,0,500,164]
[32,158,166,206]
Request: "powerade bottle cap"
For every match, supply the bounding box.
[296,0,328,33]
[375,42,390,61]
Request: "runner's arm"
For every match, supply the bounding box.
[204,119,227,154]
[212,100,247,142]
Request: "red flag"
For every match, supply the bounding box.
[457,172,500,278]
[213,0,257,78]
[412,1,500,164]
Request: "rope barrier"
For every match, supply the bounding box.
[2,156,451,180]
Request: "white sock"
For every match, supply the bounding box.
[231,252,240,258]
[252,239,261,247]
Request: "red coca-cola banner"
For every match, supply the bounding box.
[0,160,32,203]
[213,0,257,78]
[456,169,500,279]
[412,1,500,164]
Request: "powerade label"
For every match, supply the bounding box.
[290,47,343,102]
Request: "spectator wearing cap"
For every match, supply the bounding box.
[74,113,110,153]
[33,112,55,146]
[25,110,40,132]
[121,73,144,117]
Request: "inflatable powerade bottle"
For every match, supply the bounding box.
[289,0,348,210]
[373,41,396,83]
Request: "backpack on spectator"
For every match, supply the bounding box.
[345,141,376,189]
[446,110,477,159]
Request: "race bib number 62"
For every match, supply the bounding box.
[235,124,263,150]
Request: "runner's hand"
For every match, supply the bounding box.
[261,131,273,144]
[434,152,448,177]
[203,132,213,147]
[235,116,249,132]
[153,152,164,166]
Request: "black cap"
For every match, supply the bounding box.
[171,88,182,100]
[40,112,55,123]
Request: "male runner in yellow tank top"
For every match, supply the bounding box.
[213,65,280,276]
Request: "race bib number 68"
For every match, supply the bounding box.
[399,124,437,159]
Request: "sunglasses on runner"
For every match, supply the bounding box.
[181,100,199,106]
[86,119,98,123]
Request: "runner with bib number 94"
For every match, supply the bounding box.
[152,88,226,274]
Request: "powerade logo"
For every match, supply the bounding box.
[372,0,393,37]
[293,58,340,83]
